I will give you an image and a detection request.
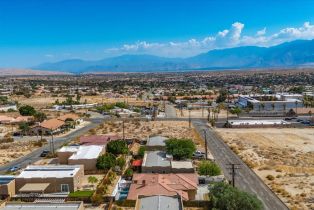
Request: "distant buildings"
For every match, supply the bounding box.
[2,202,84,210]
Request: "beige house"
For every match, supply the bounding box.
[58,145,105,171]
[30,118,65,135]
[0,176,15,199]
[15,165,84,194]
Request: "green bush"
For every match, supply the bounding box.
[210,182,263,210]
[96,153,116,170]
[68,190,94,198]
[116,156,126,169]
[165,138,196,160]
[138,146,145,158]
[198,160,221,176]
[107,140,128,155]
[124,168,133,177]
[19,105,36,116]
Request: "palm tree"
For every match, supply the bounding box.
[88,176,98,190]
[271,103,275,111]
[283,103,286,112]
[295,101,298,116]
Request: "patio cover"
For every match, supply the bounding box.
[19,183,50,193]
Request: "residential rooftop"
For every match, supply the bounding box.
[17,165,81,179]
[137,195,183,210]
[142,151,170,167]
[2,202,83,210]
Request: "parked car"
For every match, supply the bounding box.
[193,151,206,159]
[40,150,49,157]
[7,165,21,172]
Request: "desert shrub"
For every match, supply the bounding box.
[266,175,275,181]
[198,160,221,176]
[91,193,103,206]
[19,105,36,116]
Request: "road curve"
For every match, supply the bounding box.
[192,119,289,210]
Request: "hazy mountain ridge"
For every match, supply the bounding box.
[32,40,314,73]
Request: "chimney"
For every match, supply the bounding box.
[142,180,146,185]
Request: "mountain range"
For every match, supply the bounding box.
[32,39,314,73]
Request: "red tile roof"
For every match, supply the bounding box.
[132,160,142,167]
[127,173,198,201]
[80,134,120,145]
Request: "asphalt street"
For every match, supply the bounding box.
[0,112,106,173]
[192,119,289,210]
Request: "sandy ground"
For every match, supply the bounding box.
[0,139,43,165]
[10,95,156,109]
[176,108,237,119]
[216,128,314,210]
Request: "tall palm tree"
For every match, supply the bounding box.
[295,101,298,115]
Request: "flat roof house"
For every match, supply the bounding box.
[15,165,84,194]
[0,175,15,199]
[135,195,183,210]
[142,151,171,173]
[2,202,84,210]
[146,136,168,151]
[58,145,105,171]
[142,151,194,173]
[127,173,198,201]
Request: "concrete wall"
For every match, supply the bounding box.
[68,159,97,171]
[0,180,15,198]
[58,151,75,164]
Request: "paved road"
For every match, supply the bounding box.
[0,113,107,173]
[165,103,177,118]
[192,119,288,210]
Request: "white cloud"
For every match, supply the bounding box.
[104,21,314,57]
[257,27,266,36]
[44,54,54,58]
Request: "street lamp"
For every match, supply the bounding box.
[202,129,208,160]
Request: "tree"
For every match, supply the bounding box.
[165,138,196,160]
[216,89,227,103]
[124,168,133,177]
[198,160,221,176]
[230,107,242,118]
[116,156,126,169]
[210,182,263,210]
[88,176,98,189]
[19,105,36,116]
[138,146,146,158]
[33,112,47,122]
[106,140,128,155]
[96,153,116,170]
[19,122,30,136]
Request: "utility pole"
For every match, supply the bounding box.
[203,129,208,160]
[189,109,191,128]
[122,120,125,141]
[50,129,55,155]
[227,163,241,187]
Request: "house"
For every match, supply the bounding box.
[58,113,83,125]
[142,151,171,173]
[58,145,105,171]
[0,116,14,124]
[135,195,183,210]
[80,134,120,146]
[142,151,195,173]
[15,165,84,194]
[146,136,168,151]
[2,202,85,210]
[0,116,33,124]
[29,119,65,135]
[0,105,17,112]
[0,176,15,199]
[127,173,198,201]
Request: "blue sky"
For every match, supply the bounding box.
[1,0,314,67]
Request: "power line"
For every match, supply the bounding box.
[226,163,241,187]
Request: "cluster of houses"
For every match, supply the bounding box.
[112,135,203,210]
[0,134,120,210]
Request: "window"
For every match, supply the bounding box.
[61,184,69,192]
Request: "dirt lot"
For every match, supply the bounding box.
[10,95,156,109]
[176,108,237,119]
[0,139,43,165]
[216,128,314,210]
